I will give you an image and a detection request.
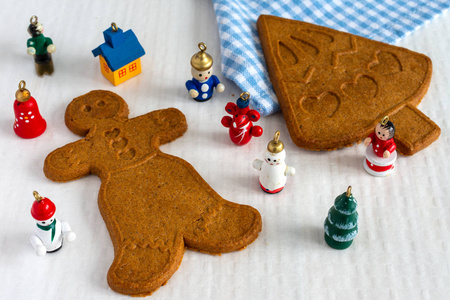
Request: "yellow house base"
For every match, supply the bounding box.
[99,55,142,86]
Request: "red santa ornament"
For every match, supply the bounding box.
[221,92,263,145]
[30,191,76,256]
[13,80,47,139]
[363,116,397,176]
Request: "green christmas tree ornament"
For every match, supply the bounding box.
[324,186,358,250]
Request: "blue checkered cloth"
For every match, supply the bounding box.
[213,0,450,115]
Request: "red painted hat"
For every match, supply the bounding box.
[31,191,56,221]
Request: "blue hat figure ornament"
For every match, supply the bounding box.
[186,42,225,101]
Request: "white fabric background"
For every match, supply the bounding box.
[0,1,449,299]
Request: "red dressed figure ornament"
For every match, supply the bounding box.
[13,80,47,139]
[363,116,397,176]
[221,92,263,145]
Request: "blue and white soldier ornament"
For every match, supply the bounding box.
[185,42,225,101]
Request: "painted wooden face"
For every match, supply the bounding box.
[191,66,213,81]
[264,150,286,166]
[35,22,44,34]
[375,123,393,141]
[36,217,54,226]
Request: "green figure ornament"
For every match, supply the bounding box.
[27,15,56,76]
[324,186,358,250]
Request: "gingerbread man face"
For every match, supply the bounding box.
[65,90,128,136]
[44,90,262,296]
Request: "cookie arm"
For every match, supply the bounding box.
[150,108,188,148]
[43,140,93,182]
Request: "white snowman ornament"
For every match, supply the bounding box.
[30,191,76,256]
[253,131,295,193]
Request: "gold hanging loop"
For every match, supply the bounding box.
[346,186,352,197]
[111,22,118,32]
[33,191,43,201]
[273,131,280,143]
[381,116,389,126]
[18,80,26,91]
[16,80,31,102]
[30,15,38,25]
[240,92,250,101]
[198,42,207,52]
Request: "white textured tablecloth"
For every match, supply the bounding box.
[0,1,449,299]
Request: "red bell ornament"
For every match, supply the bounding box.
[13,80,47,139]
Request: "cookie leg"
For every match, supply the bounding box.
[107,234,185,297]
[184,201,262,254]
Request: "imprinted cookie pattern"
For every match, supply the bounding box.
[44,90,262,296]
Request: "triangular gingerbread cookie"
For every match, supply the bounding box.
[257,15,440,155]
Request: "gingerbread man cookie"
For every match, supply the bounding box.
[44,90,262,296]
